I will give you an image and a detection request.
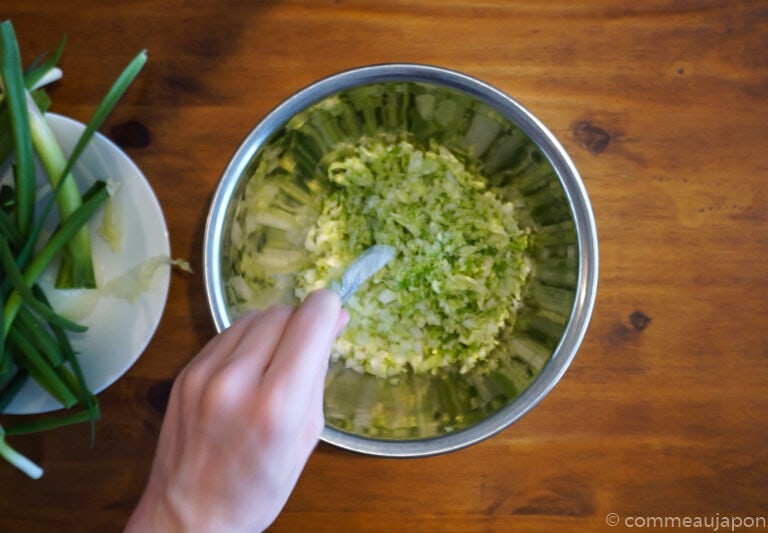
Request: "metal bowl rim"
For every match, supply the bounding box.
[203,63,599,458]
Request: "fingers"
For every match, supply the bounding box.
[263,290,342,404]
[181,309,264,375]
[174,306,293,414]
[133,292,348,533]
[175,291,344,427]
[221,306,295,372]
[334,309,351,337]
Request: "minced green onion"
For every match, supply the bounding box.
[228,133,533,380]
[295,136,532,378]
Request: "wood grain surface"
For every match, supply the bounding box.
[1,1,766,531]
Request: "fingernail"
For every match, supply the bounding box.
[334,309,350,337]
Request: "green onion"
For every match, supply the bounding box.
[0,19,145,478]
[0,370,27,412]
[7,327,78,408]
[15,307,66,367]
[24,48,147,289]
[0,21,35,238]
[0,425,42,479]
[26,95,99,288]
[22,35,66,93]
[4,404,100,436]
[1,236,87,332]
[3,182,108,334]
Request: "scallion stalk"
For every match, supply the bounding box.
[0,426,43,479]
[2,181,108,335]
[26,92,97,288]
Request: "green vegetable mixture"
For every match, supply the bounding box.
[231,134,533,380]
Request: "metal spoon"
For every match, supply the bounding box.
[333,244,396,304]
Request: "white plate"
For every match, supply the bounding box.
[1,113,170,414]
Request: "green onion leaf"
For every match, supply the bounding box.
[0,202,22,247]
[4,403,100,436]
[0,235,88,332]
[0,21,35,237]
[7,327,77,408]
[33,285,99,442]
[3,181,107,336]
[15,306,65,367]
[0,370,28,412]
[56,50,147,195]
[23,35,66,91]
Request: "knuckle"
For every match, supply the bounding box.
[265,304,295,324]
[195,365,245,417]
[253,386,290,439]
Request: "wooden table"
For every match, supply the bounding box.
[2,1,766,531]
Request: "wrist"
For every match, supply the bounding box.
[125,480,272,533]
[125,481,188,533]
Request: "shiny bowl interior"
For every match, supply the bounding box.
[204,64,598,457]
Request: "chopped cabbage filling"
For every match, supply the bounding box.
[292,136,533,378]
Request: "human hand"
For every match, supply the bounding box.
[125,290,348,532]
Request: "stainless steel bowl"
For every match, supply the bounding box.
[204,64,598,457]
